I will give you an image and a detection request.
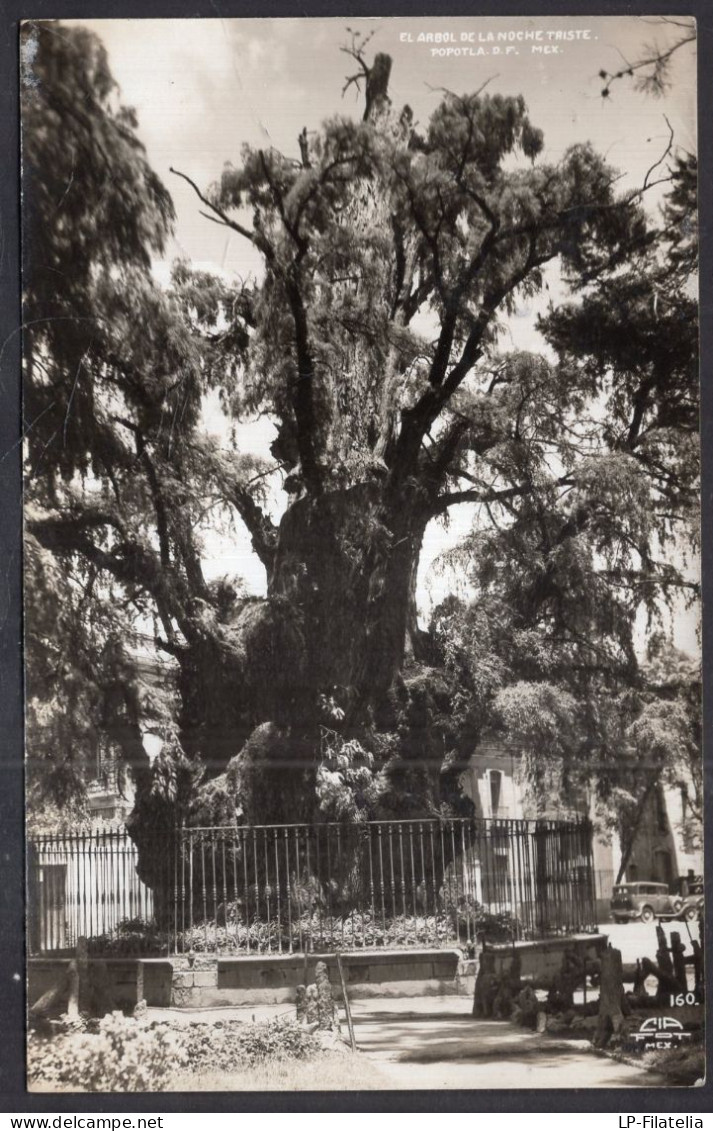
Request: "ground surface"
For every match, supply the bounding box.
[151,920,703,1090]
[349,998,670,1090]
[148,996,670,1091]
[603,919,701,967]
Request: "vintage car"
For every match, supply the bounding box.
[610,881,682,923]
[678,879,704,922]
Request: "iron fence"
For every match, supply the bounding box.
[27,829,155,954]
[174,816,596,954]
[28,817,597,956]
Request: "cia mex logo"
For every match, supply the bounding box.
[629,1016,692,1052]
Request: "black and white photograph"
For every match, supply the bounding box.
[21,13,703,1094]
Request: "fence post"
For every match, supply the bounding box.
[336,953,356,1052]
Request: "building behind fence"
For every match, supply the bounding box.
[28,830,154,953]
[28,817,597,956]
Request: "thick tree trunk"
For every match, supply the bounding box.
[128,480,432,890]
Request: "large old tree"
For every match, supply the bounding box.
[24,25,699,882]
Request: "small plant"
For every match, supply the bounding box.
[174,902,525,955]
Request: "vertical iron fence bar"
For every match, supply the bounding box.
[43,838,49,952]
[97,829,102,938]
[221,834,228,951]
[233,836,242,950]
[263,829,270,953]
[273,828,282,955]
[188,829,194,946]
[398,824,407,926]
[368,826,376,946]
[326,825,334,949]
[283,827,292,954]
[336,824,345,951]
[388,824,396,928]
[294,827,303,953]
[173,826,178,955]
[451,821,462,947]
[408,823,417,936]
[123,831,128,932]
[252,828,260,950]
[69,835,76,950]
[89,831,96,942]
[474,818,482,944]
[551,825,559,933]
[125,831,132,925]
[180,826,186,955]
[465,820,474,945]
[99,830,105,938]
[105,827,110,935]
[417,822,426,943]
[242,829,250,954]
[587,819,596,929]
[200,834,208,952]
[474,819,482,944]
[119,830,124,936]
[41,839,48,952]
[461,823,473,954]
[428,823,438,947]
[36,840,43,953]
[210,831,218,952]
[356,827,363,947]
[514,820,524,941]
[108,831,114,938]
[81,832,87,942]
[377,824,386,941]
[311,825,322,949]
[439,821,450,943]
[524,821,532,939]
[137,830,144,924]
[303,826,311,949]
[477,820,486,945]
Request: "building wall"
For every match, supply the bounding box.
[466,734,703,918]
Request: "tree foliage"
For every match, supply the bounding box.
[23,24,700,875]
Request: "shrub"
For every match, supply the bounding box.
[179,1017,321,1074]
[28,1012,321,1092]
[28,1012,187,1092]
[87,918,167,957]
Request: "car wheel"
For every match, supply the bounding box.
[672,900,683,914]
[684,905,699,921]
[640,906,655,924]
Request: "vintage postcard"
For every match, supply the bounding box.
[21,14,703,1094]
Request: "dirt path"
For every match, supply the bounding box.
[147,995,670,1091]
[348,998,669,1090]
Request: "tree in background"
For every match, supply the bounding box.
[598,16,697,99]
[23,24,699,889]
